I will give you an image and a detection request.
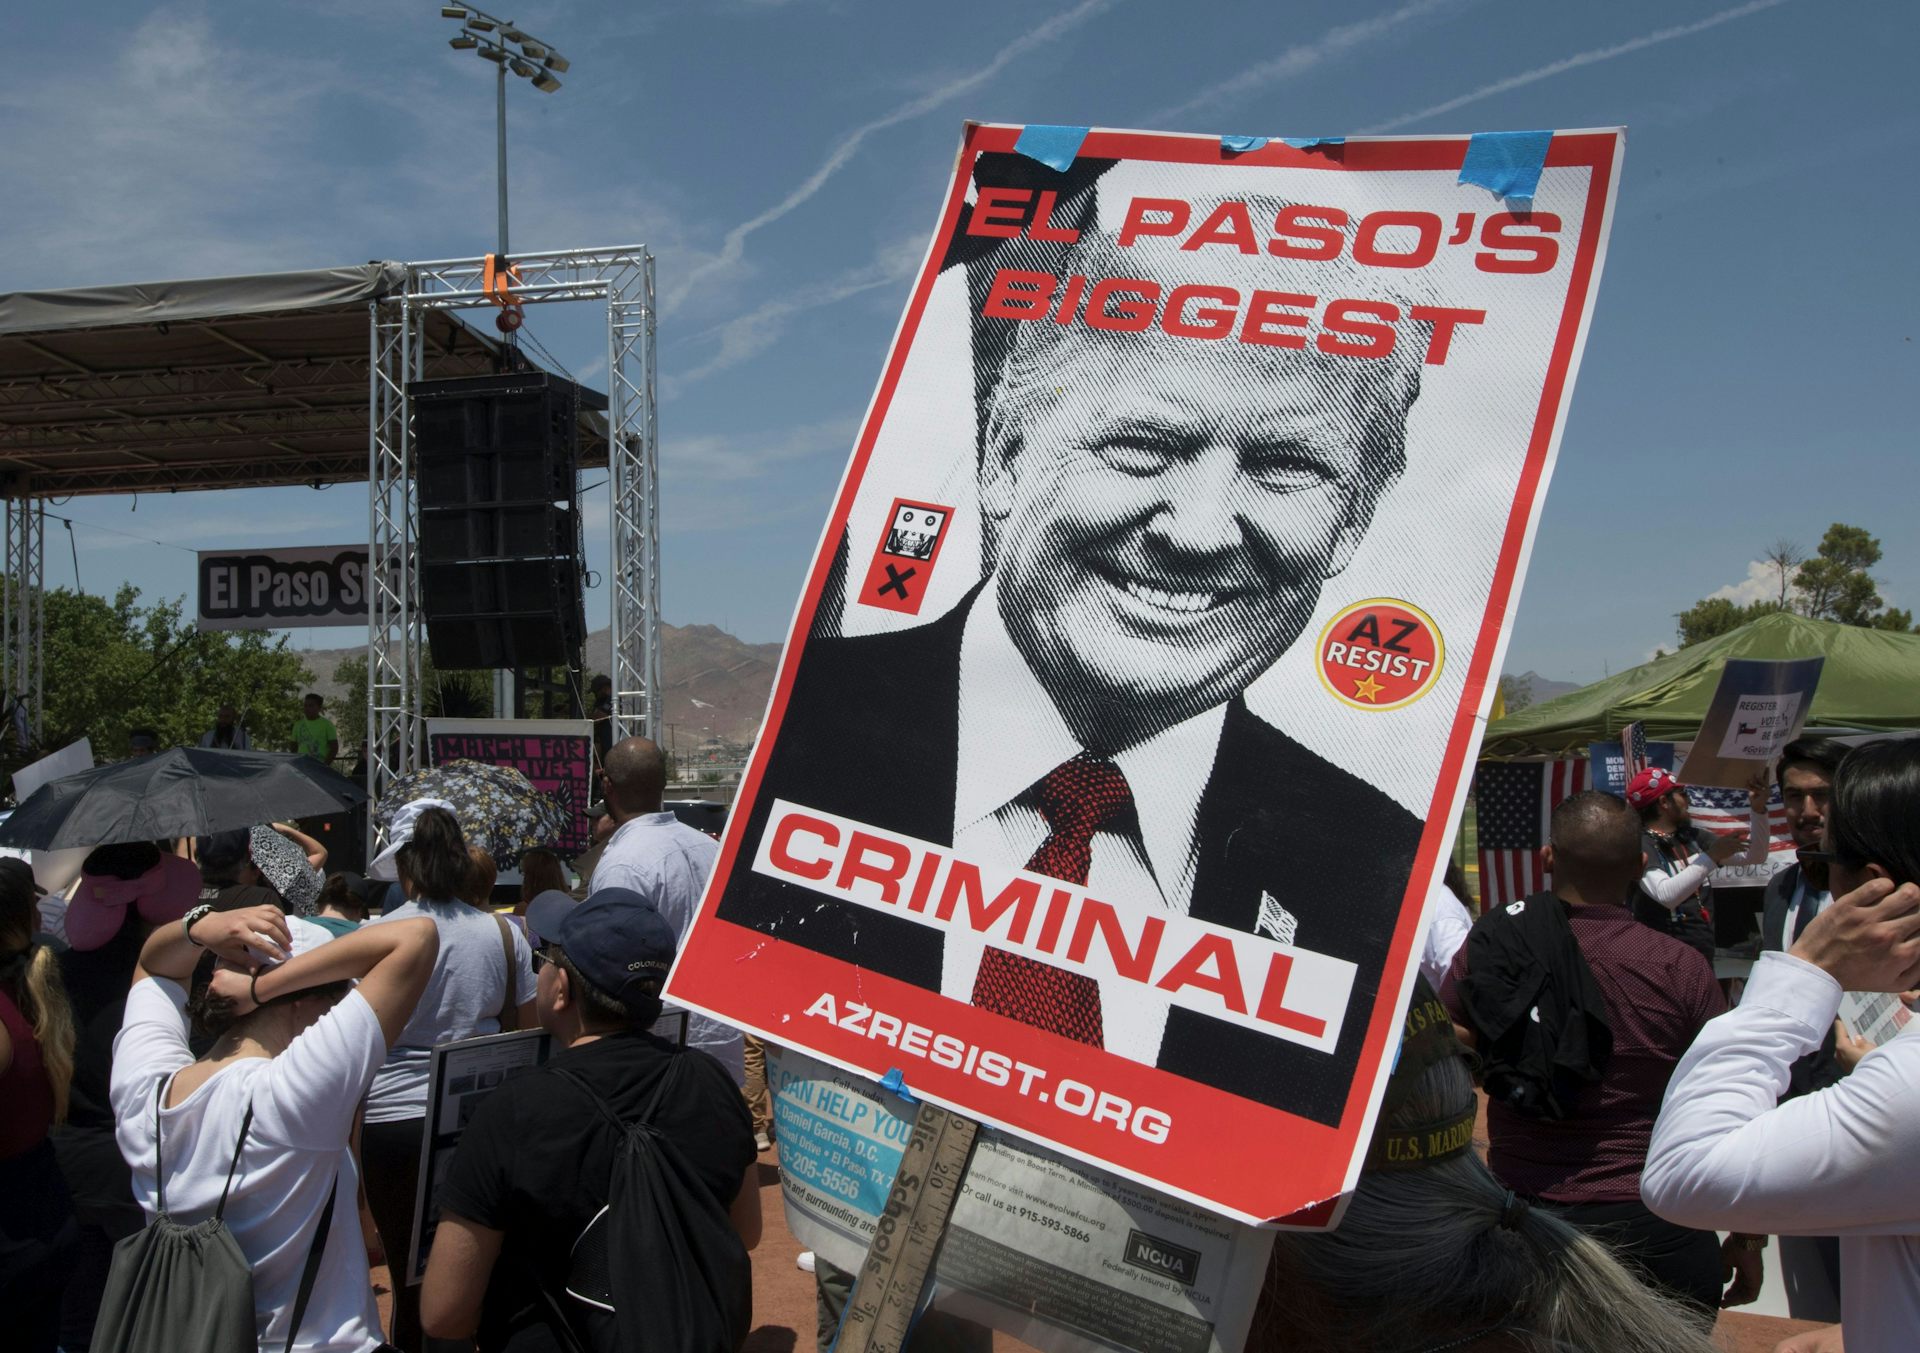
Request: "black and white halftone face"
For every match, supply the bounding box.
[984,339,1395,747]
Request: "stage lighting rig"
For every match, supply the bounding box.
[435,6,569,259]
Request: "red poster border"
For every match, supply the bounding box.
[668,125,1621,1223]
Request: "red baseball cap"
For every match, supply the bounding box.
[1624,766,1681,809]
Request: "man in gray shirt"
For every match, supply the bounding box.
[590,736,744,1083]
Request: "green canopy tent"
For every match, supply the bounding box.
[1483,612,1920,760]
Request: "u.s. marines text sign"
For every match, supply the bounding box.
[667,124,1623,1223]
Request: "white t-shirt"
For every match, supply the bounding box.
[359,898,536,1122]
[110,978,385,1353]
[1419,882,1473,991]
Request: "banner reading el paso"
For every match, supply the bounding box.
[668,124,1623,1223]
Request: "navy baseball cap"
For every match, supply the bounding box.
[525,886,676,1007]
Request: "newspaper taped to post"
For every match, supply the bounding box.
[772,1045,1271,1353]
[670,124,1624,1222]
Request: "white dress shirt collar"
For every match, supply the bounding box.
[953,578,1227,910]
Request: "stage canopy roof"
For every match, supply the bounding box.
[1484,611,1920,759]
[0,262,607,497]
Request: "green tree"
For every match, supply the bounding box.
[35,584,312,757]
[1496,673,1534,714]
[1795,524,1888,624]
[1676,523,1915,647]
[1675,597,1785,649]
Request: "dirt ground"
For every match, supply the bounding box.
[372,1140,1831,1352]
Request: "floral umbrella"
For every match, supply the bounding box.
[372,760,570,868]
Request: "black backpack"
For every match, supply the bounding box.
[539,1054,752,1353]
[92,1077,337,1353]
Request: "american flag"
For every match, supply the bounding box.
[1683,782,1795,881]
[1621,721,1649,777]
[1476,758,1592,909]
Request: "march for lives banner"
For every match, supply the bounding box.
[667,123,1624,1223]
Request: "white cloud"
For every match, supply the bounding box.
[1364,0,1796,132]
[1707,559,1787,608]
[1152,0,1470,125]
[661,0,1116,315]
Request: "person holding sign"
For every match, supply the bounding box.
[719,207,1427,1124]
[1624,765,1769,961]
[1645,738,1920,1353]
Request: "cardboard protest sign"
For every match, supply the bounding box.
[668,124,1624,1223]
[426,717,595,857]
[769,1046,1272,1353]
[1675,657,1825,789]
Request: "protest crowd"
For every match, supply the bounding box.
[0,689,1913,1353]
[0,96,1911,1353]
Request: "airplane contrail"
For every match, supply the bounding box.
[1156,0,1473,124]
[1364,0,1795,132]
[666,0,1117,314]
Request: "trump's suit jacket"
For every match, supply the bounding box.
[715,593,1424,1125]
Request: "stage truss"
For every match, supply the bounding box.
[365,246,659,818]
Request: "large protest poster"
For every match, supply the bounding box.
[426,717,594,858]
[669,124,1623,1222]
[769,1046,1272,1353]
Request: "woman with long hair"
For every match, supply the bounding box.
[107,902,438,1352]
[0,856,79,1351]
[1250,981,1719,1353]
[359,802,535,1351]
[515,851,568,912]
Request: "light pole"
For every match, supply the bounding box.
[440,6,568,258]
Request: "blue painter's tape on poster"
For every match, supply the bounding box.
[1220,134,1269,153]
[1281,136,1345,150]
[1458,130,1553,202]
[1014,124,1090,172]
[878,1067,918,1103]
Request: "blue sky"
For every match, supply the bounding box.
[2,0,1913,683]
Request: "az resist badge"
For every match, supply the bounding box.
[1316,599,1444,710]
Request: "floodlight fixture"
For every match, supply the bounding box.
[430,7,567,260]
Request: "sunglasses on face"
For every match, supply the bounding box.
[533,947,561,973]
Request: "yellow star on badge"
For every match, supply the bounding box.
[1353,674,1386,702]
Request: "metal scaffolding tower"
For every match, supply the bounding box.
[1,499,44,750]
[364,245,659,827]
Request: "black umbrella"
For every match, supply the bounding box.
[0,747,368,851]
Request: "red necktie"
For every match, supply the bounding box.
[970,755,1133,1045]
